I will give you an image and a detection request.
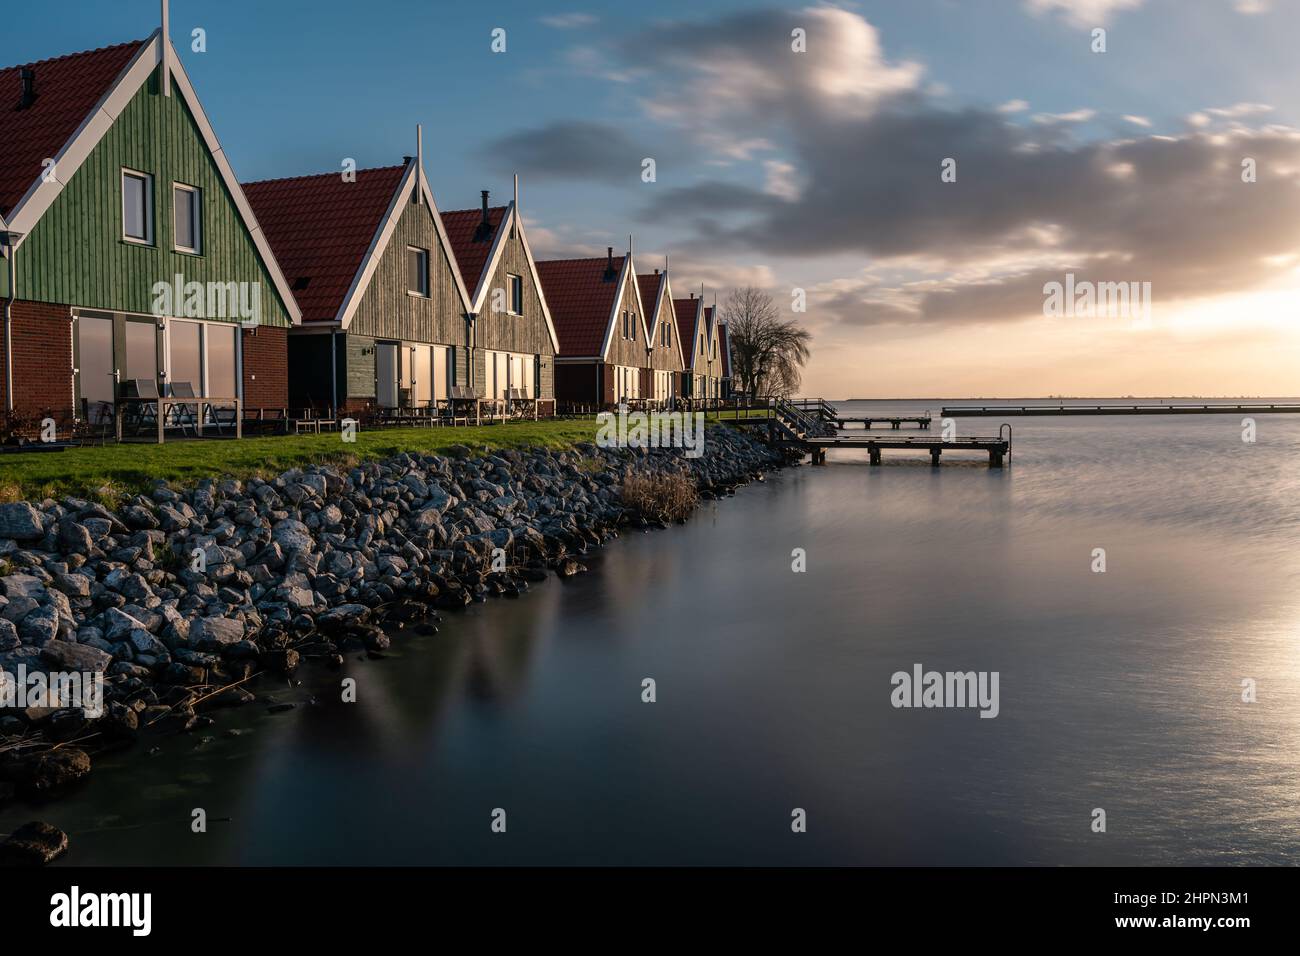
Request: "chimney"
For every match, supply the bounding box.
[654,268,659,275]
[18,68,36,110]
[474,190,493,241]
[689,292,695,299]
[603,246,616,280]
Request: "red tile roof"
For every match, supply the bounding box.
[536,256,625,357]
[0,39,144,218]
[673,298,700,362]
[441,205,507,301]
[243,165,408,323]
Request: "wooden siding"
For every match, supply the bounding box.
[1,68,292,327]
[647,286,683,372]
[344,332,376,399]
[346,188,469,345]
[605,266,648,368]
[474,226,556,360]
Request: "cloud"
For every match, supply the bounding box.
[540,13,598,29]
[998,99,1031,114]
[478,120,664,185]
[1023,0,1145,27]
[1025,0,1274,26]
[602,9,1300,328]
[616,6,923,132]
[1032,108,1097,124]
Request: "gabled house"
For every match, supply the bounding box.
[636,268,685,404]
[716,319,734,398]
[701,305,725,399]
[440,183,558,402]
[538,247,650,409]
[674,294,722,400]
[0,20,300,431]
[243,139,472,414]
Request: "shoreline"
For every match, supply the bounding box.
[0,424,793,863]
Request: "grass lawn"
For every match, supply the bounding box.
[0,419,602,504]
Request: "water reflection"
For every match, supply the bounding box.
[4,410,1300,865]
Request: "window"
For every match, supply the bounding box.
[122,169,153,244]
[125,320,158,381]
[169,321,202,393]
[207,324,238,399]
[663,322,670,347]
[630,313,636,341]
[508,273,523,314]
[407,246,429,296]
[173,183,201,253]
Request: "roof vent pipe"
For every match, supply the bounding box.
[474,190,493,241]
[18,68,36,109]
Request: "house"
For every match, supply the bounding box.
[674,294,723,400]
[701,305,725,399]
[636,268,686,404]
[440,182,559,403]
[243,134,472,414]
[716,319,734,398]
[0,17,300,432]
[538,247,649,409]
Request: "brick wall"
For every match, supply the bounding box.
[0,299,74,427]
[241,325,287,410]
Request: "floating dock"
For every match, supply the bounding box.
[941,403,1300,417]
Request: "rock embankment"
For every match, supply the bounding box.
[0,425,792,820]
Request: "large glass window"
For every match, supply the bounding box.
[207,324,237,398]
[495,352,508,399]
[76,316,115,419]
[169,321,202,393]
[173,183,201,253]
[125,320,158,385]
[122,170,153,244]
[433,346,449,400]
[413,346,432,404]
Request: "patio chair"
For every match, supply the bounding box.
[122,378,160,436]
[166,381,199,437]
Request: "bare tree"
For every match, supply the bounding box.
[719,287,812,397]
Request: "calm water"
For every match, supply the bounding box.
[6,400,1300,865]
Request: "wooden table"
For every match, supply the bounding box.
[116,396,242,443]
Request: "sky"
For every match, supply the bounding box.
[4,0,1299,398]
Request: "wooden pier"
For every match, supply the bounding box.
[741,399,1013,467]
[804,434,1010,468]
[836,414,931,430]
[942,403,1300,417]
